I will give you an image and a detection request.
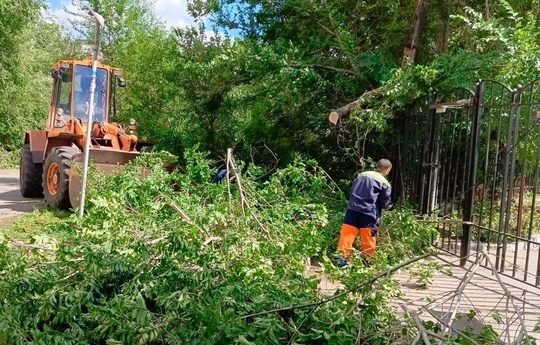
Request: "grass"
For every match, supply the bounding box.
[0,209,73,244]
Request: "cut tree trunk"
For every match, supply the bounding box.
[328,88,385,125]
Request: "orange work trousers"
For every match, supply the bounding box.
[337,224,378,259]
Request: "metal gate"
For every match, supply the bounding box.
[423,79,540,287]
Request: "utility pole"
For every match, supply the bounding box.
[79,10,105,217]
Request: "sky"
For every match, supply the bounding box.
[45,0,197,29]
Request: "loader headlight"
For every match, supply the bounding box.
[128,118,137,134]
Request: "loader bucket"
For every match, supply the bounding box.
[68,149,141,209]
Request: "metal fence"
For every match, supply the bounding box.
[402,79,540,287]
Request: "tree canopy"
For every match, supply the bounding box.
[2,0,540,175]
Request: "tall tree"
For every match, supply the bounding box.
[0,0,68,150]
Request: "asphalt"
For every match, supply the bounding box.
[0,169,46,228]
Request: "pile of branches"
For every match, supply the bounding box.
[0,150,433,344]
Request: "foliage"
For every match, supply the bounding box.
[174,0,505,171]
[0,149,19,169]
[7,0,540,178]
[378,207,438,265]
[451,1,540,85]
[0,1,68,151]
[170,0,432,170]
[409,261,441,288]
[0,151,439,344]
[0,0,41,82]
[3,0,540,341]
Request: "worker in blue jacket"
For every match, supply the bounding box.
[337,159,393,266]
[214,163,235,184]
[215,169,228,183]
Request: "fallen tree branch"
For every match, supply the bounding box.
[168,202,194,225]
[240,252,434,319]
[226,149,234,214]
[201,236,222,248]
[225,149,272,241]
[145,236,167,246]
[253,143,280,181]
[442,251,485,337]
[286,306,318,345]
[27,258,84,267]
[312,64,356,75]
[410,310,432,345]
[10,240,56,252]
[425,330,450,341]
[329,87,385,125]
[168,201,210,236]
[398,250,534,344]
[483,248,530,343]
[355,311,363,345]
[227,148,249,214]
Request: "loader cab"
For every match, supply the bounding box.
[48,59,124,130]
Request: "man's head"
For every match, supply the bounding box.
[376,159,392,177]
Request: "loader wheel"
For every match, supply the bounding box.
[42,146,79,209]
[20,143,43,198]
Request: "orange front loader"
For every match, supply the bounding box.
[19,57,149,209]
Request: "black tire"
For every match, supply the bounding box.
[42,146,79,209]
[20,143,43,198]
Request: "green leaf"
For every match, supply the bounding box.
[238,335,254,345]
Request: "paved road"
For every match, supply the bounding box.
[0,170,46,227]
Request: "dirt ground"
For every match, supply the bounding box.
[0,169,46,228]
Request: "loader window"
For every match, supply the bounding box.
[57,66,73,115]
[73,65,109,123]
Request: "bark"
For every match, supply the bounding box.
[328,88,385,125]
[402,0,430,66]
[436,0,449,53]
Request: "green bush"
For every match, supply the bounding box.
[0,149,19,169]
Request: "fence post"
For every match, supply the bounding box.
[427,112,441,216]
[460,80,484,266]
[419,92,438,215]
[501,86,523,272]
